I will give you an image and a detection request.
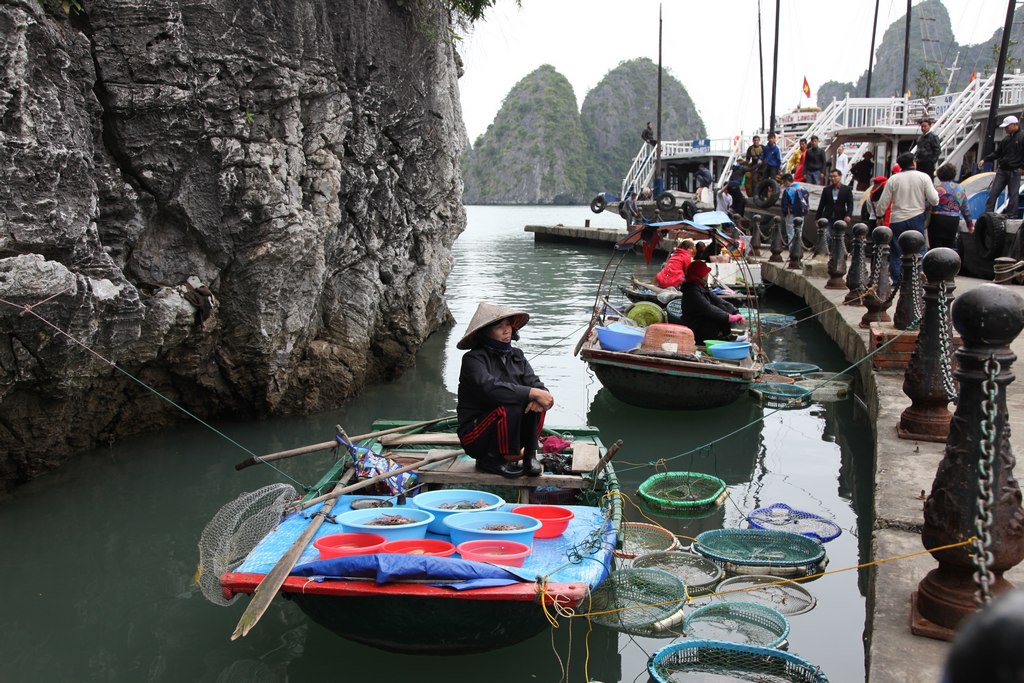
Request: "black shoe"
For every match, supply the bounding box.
[522,452,542,477]
[475,457,524,479]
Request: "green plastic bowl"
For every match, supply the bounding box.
[704,339,727,348]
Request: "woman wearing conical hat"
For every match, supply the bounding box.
[455,302,555,479]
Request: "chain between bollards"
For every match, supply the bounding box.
[972,356,1002,607]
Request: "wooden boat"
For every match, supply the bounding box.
[579,332,761,409]
[218,417,621,653]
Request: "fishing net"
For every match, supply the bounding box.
[587,568,685,635]
[614,522,680,559]
[197,483,298,605]
[764,361,821,377]
[750,383,812,410]
[627,301,667,327]
[638,472,727,512]
[632,551,723,596]
[793,372,854,402]
[758,373,796,385]
[683,601,790,649]
[648,640,830,683]
[693,529,827,577]
[714,575,818,616]
[747,503,843,542]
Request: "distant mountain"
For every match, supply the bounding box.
[581,58,706,195]
[461,58,706,204]
[818,0,1024,106]
[462,65,590,204]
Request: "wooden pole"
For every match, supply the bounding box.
[591,440,623,490]
[901,0,912,97]
[983,0,1017,159]
[769,0,780,135]
[757,0,765,132]
[230,467,355,640]
[233,417,451,471]
[655,3,663,192]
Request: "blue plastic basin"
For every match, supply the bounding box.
[444,510,543,548]
[411,489,505,534]
[596,323,644,351]
[336,507,434,541]
[709,341,752,360]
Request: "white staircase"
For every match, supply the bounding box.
[621,144,658,199]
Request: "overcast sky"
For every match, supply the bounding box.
[457,0,1011,144]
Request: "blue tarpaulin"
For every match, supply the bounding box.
[291,553,524,590]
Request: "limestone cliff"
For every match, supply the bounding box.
[0,0,466,489]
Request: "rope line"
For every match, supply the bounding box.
[0,296,311,490]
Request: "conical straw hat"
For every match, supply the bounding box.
[456,302,530,350]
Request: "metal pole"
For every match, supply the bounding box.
[901,0,912,97]
[758,0,766,131]
[769,0,780,134]
[984,0,1017,159]
[866,0,880,97]
[655,3,663,189]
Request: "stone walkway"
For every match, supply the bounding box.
[761,262,1024,683]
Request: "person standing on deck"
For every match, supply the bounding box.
[804,135,826,185]
[642,121,657,147]
[914,117,942,179]
[779,174,809,244]
[834,145,850,183]
[815,169,854,239]
[715,185,733,213]
[743,135,764,194]
[982,115,1024,217]
[759,132,782,182]
[456,303,553,479]
[850,151,875,191]
[787,138,808,181]
[877,152,939,284]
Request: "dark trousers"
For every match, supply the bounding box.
[889,214,927,284]
[985,168,1021,217]
[458,406,544,461]
[927,214,960,250]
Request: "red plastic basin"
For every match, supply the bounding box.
[381,538,456,557]
[457,539,532,567]
[313,532,386,558]
[511,505,574,538]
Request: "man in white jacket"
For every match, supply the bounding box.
[877,152,939,284]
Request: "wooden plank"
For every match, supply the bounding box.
[570,443,602,473]
[381,433,462,446]
[416,468,591,489]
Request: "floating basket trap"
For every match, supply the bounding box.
[648,640,830,683]
[758,373,796,385]
[747,503,843,543]
[638,472,727,512]
[632,551,724,597]
[793,372,854,402]
[587,568,685,636]
[714,574,818,616]
[764,361,821,377]
[693,528,827,577]
[614,522,680,559]
[683,601,791,649]
[750,383,812,410]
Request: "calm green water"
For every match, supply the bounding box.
[0,205,872,682]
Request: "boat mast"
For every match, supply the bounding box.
[769,0,779,134]
[758,0,766,131]
[900,0,911,97]
[865,0,880,96]
[984,0,1018,159]
[655,3,663,192]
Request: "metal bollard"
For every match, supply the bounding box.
[860,226,894,328]
[749,214,763,258]
[893,230,926,330]
[845,223,870,304]
[813,218,830,259]
[898,248,960,442]
[787,218,804,269]
[768,217,785,263]
[825,221,849,289]
[913,283,1024,639]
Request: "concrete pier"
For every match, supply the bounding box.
[761,263,1024,682]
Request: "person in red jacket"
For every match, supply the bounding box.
[655,239,696,288]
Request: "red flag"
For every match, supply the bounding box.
[970,69,977,83]
[802,77,811,98]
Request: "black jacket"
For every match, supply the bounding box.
[456,346,545,428]
[680,282,737,344]
[816,183,855,224]
[915,131,942,164]
[986,129,1024,171]
[804,146,826,173]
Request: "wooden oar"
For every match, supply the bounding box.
[291,449,464,511]
[233,416,452,471]
[230,466,355,640]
